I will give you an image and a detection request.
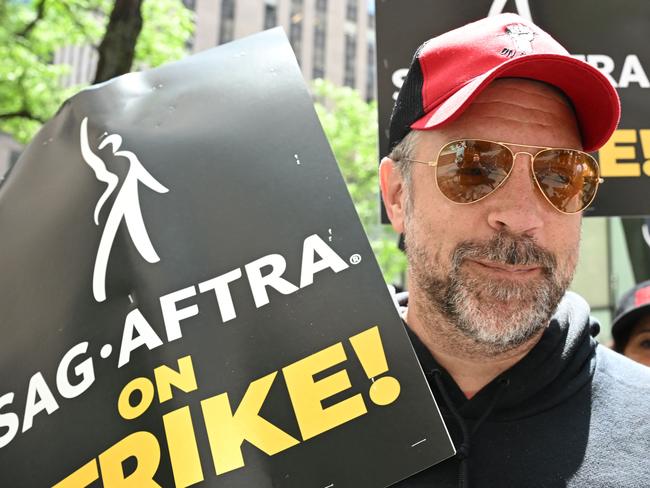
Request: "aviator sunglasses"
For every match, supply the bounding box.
[405,139,603,214]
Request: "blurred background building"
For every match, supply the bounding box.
[189,0,376,102]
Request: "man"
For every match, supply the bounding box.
[380,14,650,487]
[612,280,650,367]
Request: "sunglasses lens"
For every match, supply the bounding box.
[532,150,600,213]
[436,140,512,203]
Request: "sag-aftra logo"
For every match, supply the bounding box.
[80,117,169,303]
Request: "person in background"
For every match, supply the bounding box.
[612,280,650,367]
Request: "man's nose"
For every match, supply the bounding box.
[486,152,545,236]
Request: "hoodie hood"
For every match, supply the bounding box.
[398,291,599,421]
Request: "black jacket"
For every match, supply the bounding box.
[392,292,650,488]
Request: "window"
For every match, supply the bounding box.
[344,33,356,88]
[182,0,196,49]
[312,0,327,78]
[346,0,357,22]
[312,27,326,78]
[263,3,277,30]
[366,43,376,101]
[219,0,235,44]
[289,0,304,64]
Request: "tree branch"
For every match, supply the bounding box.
[16,0,47,38]
[0,110,46,124]
[0,73,47,124]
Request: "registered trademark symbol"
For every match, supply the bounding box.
[349,254,362,265]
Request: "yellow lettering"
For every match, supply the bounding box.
[51,459,98,488]
[283,342,367,441]
[98,431,161,487]
[201,371,299,475]
[598,129,640,177]
[639,129,650,176]
[154,356,198,404]
[118,377,155,420]
[163,406,204,488]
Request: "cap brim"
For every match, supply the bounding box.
[410,54,620,152]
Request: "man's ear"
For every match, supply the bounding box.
[379,157,406,234]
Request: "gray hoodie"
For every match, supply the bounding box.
[392,291,650,488]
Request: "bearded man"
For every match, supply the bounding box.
[380,14,650,488]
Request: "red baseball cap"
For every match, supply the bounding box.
[388,13,621,153]
[612,280,650,351]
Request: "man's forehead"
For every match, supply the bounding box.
[414,79,582,150]
[473,79,574,108]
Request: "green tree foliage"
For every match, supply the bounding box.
[0,0,193,144]
[312,79,406,286]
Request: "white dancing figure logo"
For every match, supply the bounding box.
[80,117,169,303]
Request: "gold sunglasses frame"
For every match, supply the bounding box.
[404,139,604,215]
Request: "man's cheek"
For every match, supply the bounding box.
[558,244,580,283]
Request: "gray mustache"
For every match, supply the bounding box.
[453,232,557,271]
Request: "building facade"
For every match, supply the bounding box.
[191,0,376,101]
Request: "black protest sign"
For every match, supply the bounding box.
[0,29,454,487]
[376,0,650,217]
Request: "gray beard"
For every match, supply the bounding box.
[407,231,574,355]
